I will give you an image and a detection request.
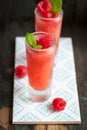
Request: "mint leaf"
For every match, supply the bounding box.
[26,33,36,46]
[34,45,42,49]
[50,0,62,14]
[25,33,42,49]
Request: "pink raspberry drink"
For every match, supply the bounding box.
[34,0,63,53]
[25,32,56,102]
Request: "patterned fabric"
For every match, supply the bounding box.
[12,37,81,124]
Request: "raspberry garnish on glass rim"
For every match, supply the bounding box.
[26,32,53,49]
[37,34,53,49]
[37,0,63,18]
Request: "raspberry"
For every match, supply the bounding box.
[37,0,52,18]
[37,1,48,17]
[52,98,66,111]
[42,0,51,12]
[52,13,58,18]
[43,12,53,18]
[15,65,27,78]
[37,34,53,49]
[37,0,59,18]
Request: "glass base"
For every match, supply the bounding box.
[30,94,50,102]
[28,85,52,102]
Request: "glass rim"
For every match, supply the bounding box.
[34,7,63,21]
[25,31,56,52]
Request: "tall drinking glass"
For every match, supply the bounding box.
[34,8,63,53]
[25,32,56,102]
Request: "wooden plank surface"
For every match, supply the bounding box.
[35,125,47,130]
[0,107,11,130]
[35,125,68,130]
[0,22,87,130]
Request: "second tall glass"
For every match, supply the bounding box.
[34,8,63,53]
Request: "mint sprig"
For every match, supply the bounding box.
[50,0,62,14]
[26,33,42,49]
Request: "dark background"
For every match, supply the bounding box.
[0,0,87,25]
[0,0,87,130]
